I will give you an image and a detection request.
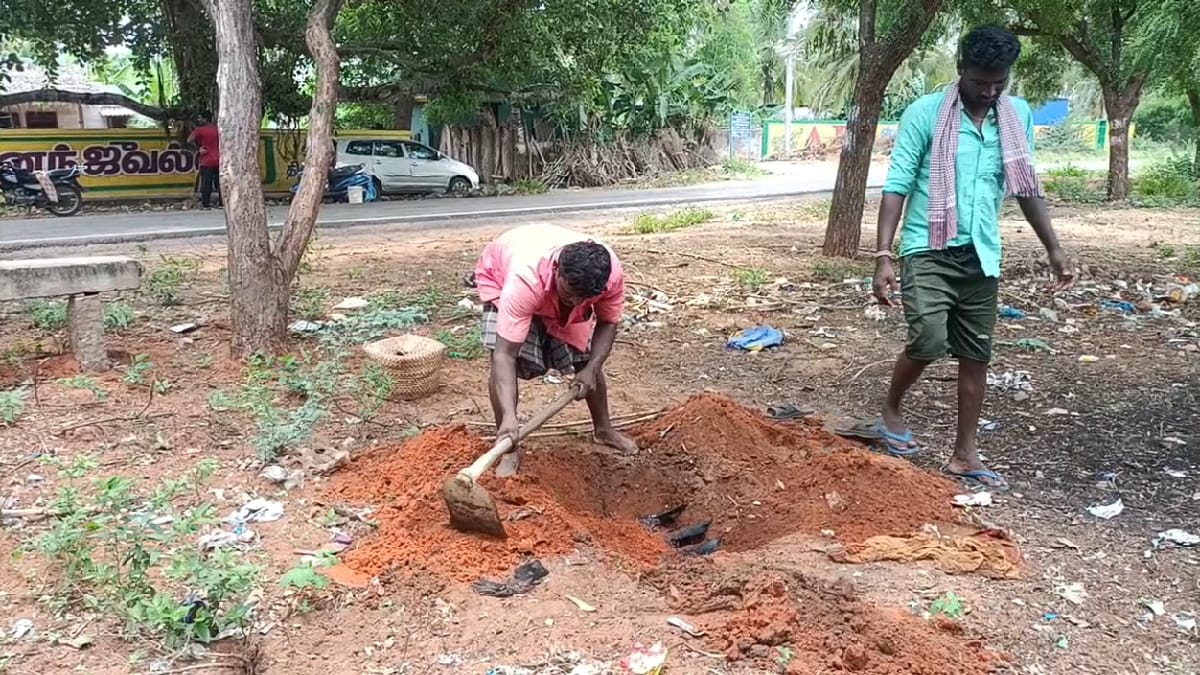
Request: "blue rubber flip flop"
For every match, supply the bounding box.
[873,420,920,457]
[944,468,1010,491]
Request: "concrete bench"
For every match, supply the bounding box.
[0,256,143,372]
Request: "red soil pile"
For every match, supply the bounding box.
[653,561,997,673]
[330,427,667,582]
[629,393,962,548]
[330,393,964,582]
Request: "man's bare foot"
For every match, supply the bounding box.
[495,450,522,478]
[593,427,639,454]
[945,455,1008,489]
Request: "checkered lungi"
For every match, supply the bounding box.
[481,302,590,380]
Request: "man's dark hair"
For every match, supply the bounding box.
[558,241,612,297]
[198,110,213,122]
[960,25,1021,71]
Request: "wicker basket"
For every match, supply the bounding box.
[361,334,447,400]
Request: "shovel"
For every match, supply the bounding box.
[443,385,580,538]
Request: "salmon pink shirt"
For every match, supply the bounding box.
[474,224,625,352]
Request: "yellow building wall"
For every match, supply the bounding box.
[0,128,411,200]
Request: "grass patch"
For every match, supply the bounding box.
[1132,156,1198,206]
[810,257,871,283]
[103,303,137,332]
[146,255,200,306]
[795,199,832,222]
[123,355,155,385]
[436,326,485,360]
[409,286,448,312]
[28,300,68,331]
[732,266,770,291]
[29,456,263,647]
[1043,165,1106,204]
[510,178,550,195]
[628,207,715,234]
[351,362,394,421]
[0,386,30,425]
[56,375,106,401]
[292,287,332,321]
[721,157,767,178]
[1155,243,1200,277]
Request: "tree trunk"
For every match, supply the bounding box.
[820,0,943,258]
[761,65,773,107]
[822,63,887,258]
[206,0,343,357]
[391,98,414,130]
[206,0,284,356]
[274,0,343,282]
[162,0,218,113]
[1102,85,1143,201]
[1188,86,1200,170]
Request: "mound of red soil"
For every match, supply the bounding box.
[627,393,962,547]
[331,426,666,582]
[651,561,998,673]
[330,393,963,582]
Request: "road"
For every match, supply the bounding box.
[0,163,887,250]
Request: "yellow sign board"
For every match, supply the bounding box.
[0,128,411,200]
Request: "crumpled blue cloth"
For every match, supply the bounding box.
[727,325,784,352]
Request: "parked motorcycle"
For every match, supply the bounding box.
[289,163,378,202]
[0,161,86,217]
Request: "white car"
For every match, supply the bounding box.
[337,138,481,195]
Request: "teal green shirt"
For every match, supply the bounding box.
[882,91,1036,278]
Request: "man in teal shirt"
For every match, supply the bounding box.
[871,25,1074,489]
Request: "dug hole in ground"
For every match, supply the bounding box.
[329,392,1016,673]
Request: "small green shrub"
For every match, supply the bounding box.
[721,157,766,177]
[146,255,199,306]
[629,208,715,234]
[732,267,770,291]
[57,376,107,401]
[103,303,137,332]
[1133,156,1198,203]
[1042,165,1106,203]
[292,287,332,321]
[31,458,262,647]
[511,178,550,195]
[0,387,30,425]
[124,355,155,385]
[28,300,68,331]
[810,257,870,283]
[436,326,485,360]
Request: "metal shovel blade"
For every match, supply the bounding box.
[442,475,507,538]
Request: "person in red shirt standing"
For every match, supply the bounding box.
[187,111,221,208]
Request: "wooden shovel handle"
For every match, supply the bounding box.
[457,385,580,483]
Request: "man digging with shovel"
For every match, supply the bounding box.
[473,223,639,477]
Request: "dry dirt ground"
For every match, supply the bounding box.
[1,196,1198,675]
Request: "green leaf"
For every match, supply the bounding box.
[930,591,964,619]
[279,564,330,590]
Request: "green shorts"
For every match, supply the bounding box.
[900,245,999,363]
